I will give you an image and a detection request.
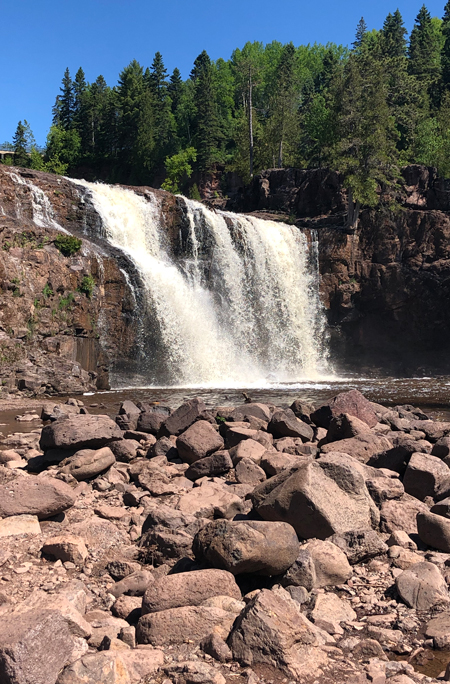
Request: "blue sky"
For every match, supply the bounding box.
[0,0,447,147]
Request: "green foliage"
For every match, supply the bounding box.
[58,292,75,310]
[189,183,201,200]
[42,283,53,298]
[13,121,29,168]
[78,275,95,298]
[161,147,197,193]
[54,234,82,256]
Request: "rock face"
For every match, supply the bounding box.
[252,459,378,539]
[193,519,300,575]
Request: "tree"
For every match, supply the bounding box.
[380,10,407,58]
[161,147,197,193]
[352,18,368,53]
[73,67,90,154]
[13,121,29,167]
[168,68,183,112]
[266,42,298,167]
[191,51,222,170]
[45,125,81,174]
[408,5,442,107]
[59,68,74,129]
[442,1,450,93]
[148,52,168,100]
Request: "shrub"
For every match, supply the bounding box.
[58,292,75,310]
[54,234,82,257]
[42,283,53,298]
[78,275,95,298]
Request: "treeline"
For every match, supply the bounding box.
[5,3,450,219]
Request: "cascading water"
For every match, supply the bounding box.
[8,172,69,232]
[74,180,329,387]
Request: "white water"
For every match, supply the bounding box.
[73,180,329,386]
[8,172,69,232]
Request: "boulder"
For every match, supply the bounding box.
[163,661,226,684]
[137,411,166,435]
[268,409,314,442]
[0,515,41,537]
[417,510,450,552]
[235,457,266,485]
[380,495,428,534]
[310,593,356,635]
[0,609,74,684]
[110,571,154,598]
[366,475,405,504]
[431,497,450,518]
[40,415,122,451]
[325,413,372,443]
[396,562,449,610]
[136,606,235,646]
[193,519,299,576]
[41,535,88,565]
[229,439,267,465]
[432,435,450,460]
[176,480,243,519]
[231,403,272,423]
[260,451,308,476]
[159,398,207,437]
[403,452,450,501]
[329,530,388,564]
[57,649,164,684]
[280,539,352,590]
[109,440,141,463]
[290,400,313,424]
[252,459,378,539]
[176,421,224,464]
[320,434,393,463]
[184,451,232,480]
[59,447,116,481]
[0,477,76,520]
[141,569,241,614]
[227,589,327,678]
[111,596,141,621]
[311,389,378,429]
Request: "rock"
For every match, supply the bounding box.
[141,569,241,614]
[57,649,164,684]
[380,494,428,534]
[86,615,130,649]
[176,421,224,464]
[389,545,423,569]
[311,390,378,429]
[268,409,314,442]
[70,516,128,554]
[290,400,313,424]
[0,514,41,537]
[193,519,299,576]
[0,477,76,520]
[136,606,235,646]
[139,528,195,566]
[0,609,74,684]
[395,561,449,610]
[163,661,226,684]
[425,612,450,642]
[111,596,141,622]
[40,414,122,451]
[432,435,450,460]
[310,593,356,635]
[200,633,233,662]
[387,531,418,550]
[325,413,372,443]
[366,475,405,504]
[417,510,450,552]
[252,458,378,539]
[59,447,116,480]
[260,451,308,476]
[159,398,207,437]
[137,411,166,435]
[176,480,244,519]
[431,496,450,517]
[231,403,272,423]
[235,458,266,485]
[41,534,88,565]
[320,434,393,463]
[109,440,140,463]
[13,589,92,639]
[403,452,450,501]
[110,570,154,598]
[184,451,232,480]
[329,530,389,564]
[227,588,327,678]
[229,439,266,465]
[280,539,352,590]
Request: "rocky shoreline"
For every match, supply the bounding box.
[2,390,450,683]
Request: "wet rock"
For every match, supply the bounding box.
[395,561,449,610]
[268,409,314,442]
[311,389,378,429]
[40,414,122,451]
[176,420,224,464]
[403,452,450,501]
[0,476,76,520]
[141,568,241,614]
[159,397,207,437]
[41,534,88,565]
[0,514,41,537]
[228,588,327,678]
[329,530,388,564]
[252,458,378,539]
[417,510,450,552]
[184,450,232,480]
[136,605,235,646]
[281,539,352,590]
[59,447,116,480]
[193,519,299,576]
[0,609,74,684]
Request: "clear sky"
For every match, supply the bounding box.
[0,0,447,147]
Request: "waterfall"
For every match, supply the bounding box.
[8,172,69,232]
[74,180,329,387]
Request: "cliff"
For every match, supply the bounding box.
[234,165,450,374]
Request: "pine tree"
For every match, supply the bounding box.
[73,67,90,155]
[168,68,183,112]
[149,52,168,100]
[353,18,368,53]
[60,68,74,129]
[12,121,29,167]
[408,5,442,107]
[442,1,450,92]
[191,51,222,170]
[381,10,407,58]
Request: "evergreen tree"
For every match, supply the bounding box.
[168,68,183,112]
[442,1,450,92]
[149,52,168,100]
[265,42,298,167]
[59,68,74,129]
[352,18,368,53]
[380,10,407,58]
[408,5,442,107]
[191,51,222,170]
[12,121,29,167]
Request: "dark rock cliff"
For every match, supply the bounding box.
[234,165,450,374]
